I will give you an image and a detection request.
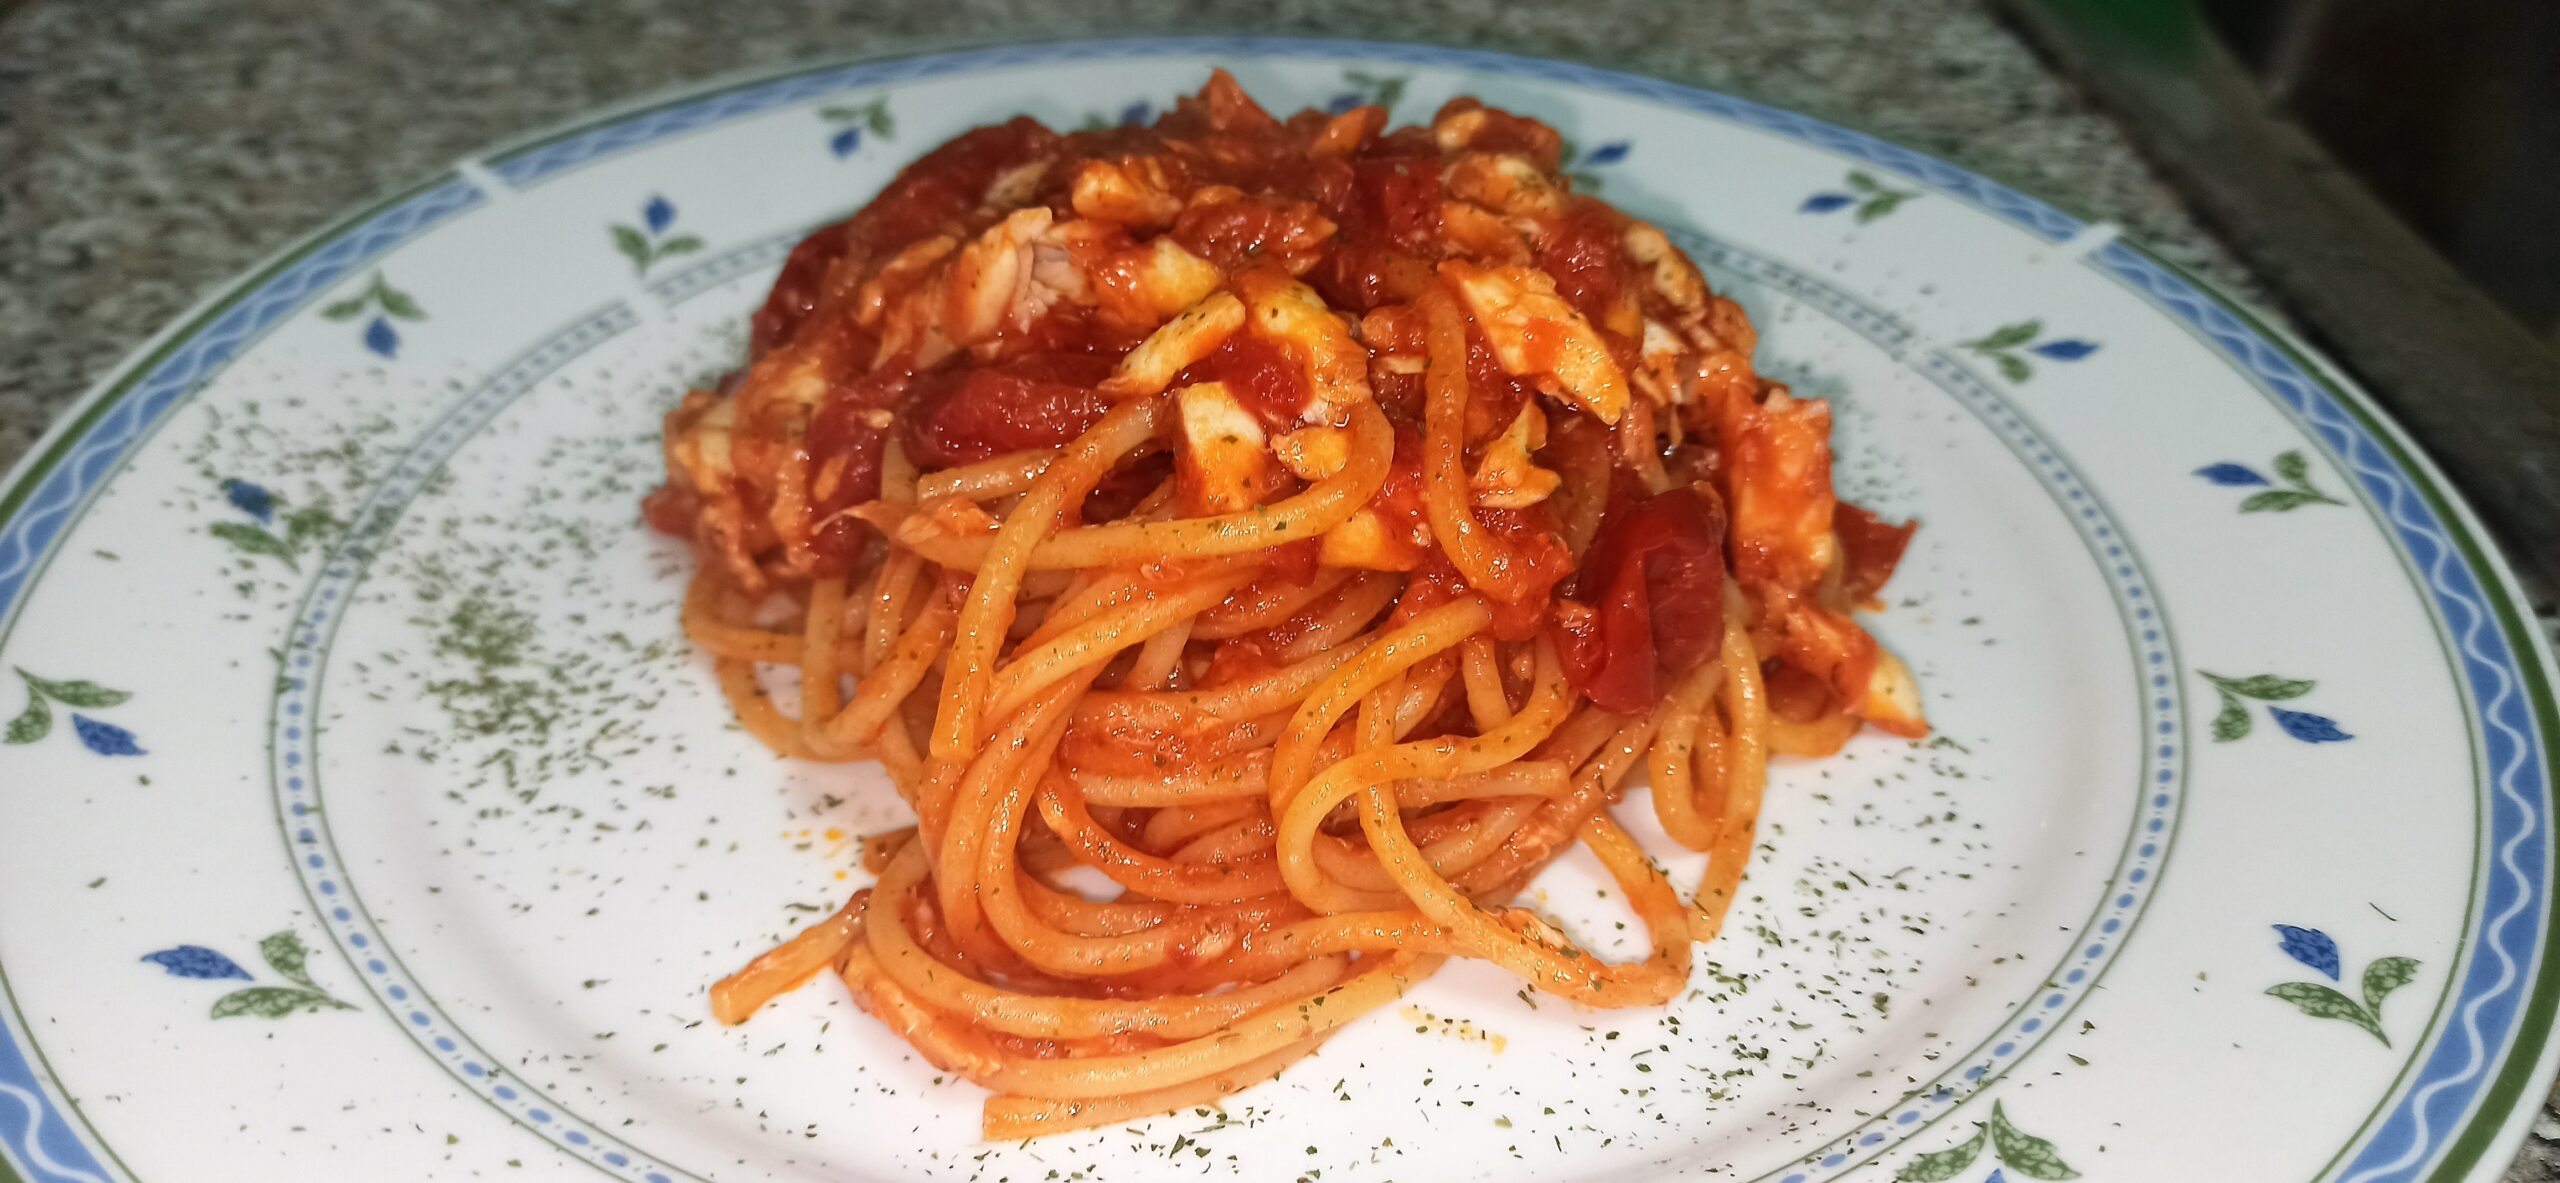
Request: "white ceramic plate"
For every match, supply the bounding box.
[2,37,2554,1183]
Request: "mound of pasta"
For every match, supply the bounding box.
[647,72,1926,1137]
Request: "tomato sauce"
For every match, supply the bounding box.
[751,118,1062,357]
[1177,332,1308,434]
[1535,201,1632,326]
[898,351,1117,469]
[799,358,915,569]
[674,72,1912,720]
[1833,502,1917,605]
[1170,194,1335,274]
[1555,483,1728,714]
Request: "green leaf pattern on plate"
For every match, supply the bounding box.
[2248,450,2344,512]
[1987,1101,2079,1179]
[169,929,357,1021]
[1843,169,1919,222]
[2266,927,2419,1046]
[209,985,353,1020]
[5,693,48,745]
[610,224,653,273]
[2363,956,2420,1016]
[208,478,340,573]
[20,674,130,709]
[610,199,708,277]
[210,520,299,569]
[260,931,320,992]
[5,667,138,751]
[820,96,896,153]
[317,271,428,359]
[321,272,425,322]
[2267,981,2386,1043]
[1341,69,1406,111]
[1893,1123,1985,1181]
[1896,1101,2077,1181]
[2200,670,2346,743]
[284,504,342,550]
[1963,320,2058,384]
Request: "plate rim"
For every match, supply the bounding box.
[0,31,2551,1183]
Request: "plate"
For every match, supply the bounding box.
[1,36,2553,1183]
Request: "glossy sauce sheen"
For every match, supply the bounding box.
[663,76,1915,716]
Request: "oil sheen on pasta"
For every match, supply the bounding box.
[647,72,1927,1138]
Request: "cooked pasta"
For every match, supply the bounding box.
[647,72,1927,1138]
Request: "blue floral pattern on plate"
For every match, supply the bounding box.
[2266,924,2418,1045]
[1801,170,1921,222]
[818,97,894,157]
[2193,450,2345,512]
[140,946,249,981]
[318,271,425,359]
[1563,136,1631,192]
[144,931,356,1020]
[609,196,704,276]
[1326,68,1406,114]
[1960,320,2099,383]
[207,477,339,571]
[2199,671,2352,743]
[4,669,139,754]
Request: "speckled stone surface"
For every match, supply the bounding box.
[0,0,2553,1177]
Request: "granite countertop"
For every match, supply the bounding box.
[0,0,2553,1178]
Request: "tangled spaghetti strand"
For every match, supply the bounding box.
[657,72,1927,1137]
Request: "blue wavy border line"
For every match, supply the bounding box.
[2089,244,2554,1183]
[0,1051,104,1183]
[0,176,484,1183]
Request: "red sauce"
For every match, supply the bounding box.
[1263,538,1322,585]
[1761,662,1836,724]
[876,120,1059,251]
[1295,156,1359,219]
[1309,243,1436,314]
[1386,510,1566,642]
[1059,691,1269,777]
[693,77,1915,727]
[751,118,1061,357]
[1557,483,1728,714]
[1200,637,1283,689]
[750,220,854,358]
[1469,507,1571,637]
[1536,200,1631,326]
[1462,318,1538,443]
[1355,156,1447,251]
[1366,426,1433,565]
[1178,331,1308,433]
[1171,194,1335,273]
[640,484,699,537]
[897,351,1117,469]
[1833,502,1918,605]
[801,361,917,568]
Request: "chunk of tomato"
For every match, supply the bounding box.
[898,352,1117,469]
[1555,483,1728,714]
[1833,502,1917,605]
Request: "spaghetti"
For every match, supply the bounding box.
[649,73,1928,1138]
